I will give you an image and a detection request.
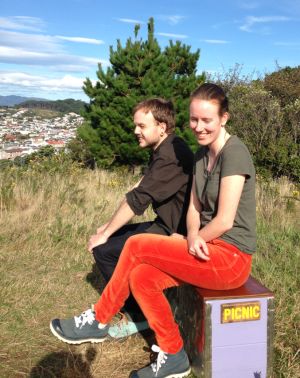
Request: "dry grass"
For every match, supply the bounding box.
[0,164,299,377]
[253,176,300,377]
[0,165,155,377]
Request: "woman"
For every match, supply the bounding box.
[50,83,256,378]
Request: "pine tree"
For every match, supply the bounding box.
[78,18,204,167]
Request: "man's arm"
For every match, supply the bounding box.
[126,156,191,217]
[87,177,144,252]
[88,198,135,252]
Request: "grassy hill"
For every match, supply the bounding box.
[0,95,46,107]
[0,159,299,377]
[16,98,87,115]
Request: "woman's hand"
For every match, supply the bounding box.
[187,234,210,261]
[170,233,186,239]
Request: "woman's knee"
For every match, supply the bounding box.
[129,264,160,293]
[123,234,146,251]
[129,264,177,294]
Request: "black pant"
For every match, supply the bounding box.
[92,222,154,318]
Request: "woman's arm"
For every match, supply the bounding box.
[198,174,246,241]
[186,178,201,236]
[186,178,210,260]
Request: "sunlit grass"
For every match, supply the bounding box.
[0,163,299,377]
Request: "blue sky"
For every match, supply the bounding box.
[1,0,299,101]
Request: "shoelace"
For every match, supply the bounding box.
[151,345,168,376]
[74,309,95,329]
[114,312,129,328]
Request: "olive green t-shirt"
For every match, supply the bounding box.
[194,135,256,254]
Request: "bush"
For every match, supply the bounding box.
[227,83,299,181]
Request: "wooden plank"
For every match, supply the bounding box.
[196,276,274,300]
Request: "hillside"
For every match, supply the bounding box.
[0,95,46,107]
[0,96,87,115]
[16,98,87,115]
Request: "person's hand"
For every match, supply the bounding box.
[170,233,186,239]
[187,234,210,261]
[87,232,108,252]
[96,223,108,234]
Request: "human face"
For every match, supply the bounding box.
[189,99,228,148]
[133,109,166,150]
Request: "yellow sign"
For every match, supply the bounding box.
[221,301,261,323]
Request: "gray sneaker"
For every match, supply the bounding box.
[50,308,109,344]
[130,345,191,378]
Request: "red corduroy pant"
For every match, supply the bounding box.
[94,234,252,353]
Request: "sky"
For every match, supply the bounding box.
[0,0,299,101]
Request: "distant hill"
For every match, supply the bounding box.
[16,98,87,115]
[0,95,47,107]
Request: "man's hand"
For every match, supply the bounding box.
[87,223,109,252]
[187,234,210,261]
[88,231,108,253]
[96,223,109,234]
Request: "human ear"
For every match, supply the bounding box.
[159,122,167,135]
[221,112,229,126]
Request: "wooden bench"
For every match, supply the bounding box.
[169,276,274,378]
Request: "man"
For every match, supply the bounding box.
[88,98,193,338]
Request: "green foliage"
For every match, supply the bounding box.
[207,64,299,181]
[67,132,97,168]
[263,65,300,107]
[225,77,299,181]
[1,147,83,178]
[209,63,257,93]
[62,20,299,179]
[77,18,204,167]
[26,145,56,160]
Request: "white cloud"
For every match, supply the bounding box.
[158,15,185,25]
[0,46,108,70]
[156,32,188,39]
[0,16,45,32]
[49,64,99,73]
[0,16,103,100]
[56,36,104,45]
[202,39,230,44]
[116,18,145,24]
[274,41,300,47]
[238,2,260,10]
[240,16,290,32]
[0,71,93,93]
[0,30,109,71]
[0,30,63,53]
[0,30,104,51]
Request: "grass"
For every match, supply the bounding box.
[0,162,299,377]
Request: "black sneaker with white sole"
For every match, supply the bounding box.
[50,308,109,344]
[130,345,191,378]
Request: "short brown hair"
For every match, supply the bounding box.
[133,98,175,133]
